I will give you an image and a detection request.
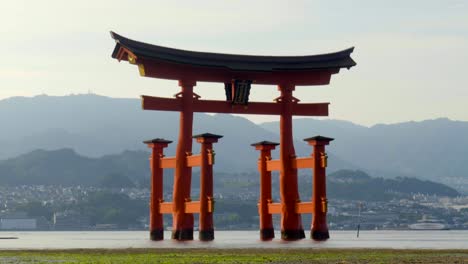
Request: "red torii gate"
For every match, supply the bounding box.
[110,32,356,241]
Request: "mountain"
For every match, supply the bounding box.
[0,147,350,188]
[0,149,460,200]
[261,118,468,191]
[0,94,353,172]
[325,170,460,200]
[0,149,148,186]
[1,94,467,192]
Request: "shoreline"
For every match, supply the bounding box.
[2,248,468,253]
[1,230,468,250]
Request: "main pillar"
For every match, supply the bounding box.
[305,136,334,241]
[144,138,172,240]
[278,84,305,240]
[252,141,278,241]
[194,133,223,241]
[172,80,196,240]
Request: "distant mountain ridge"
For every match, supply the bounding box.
[0,148,460,199]
[0,148,148,186]
[326,170,460,200]
[0,94,467,192]
[0,94,354,172]
[261,117,468,190]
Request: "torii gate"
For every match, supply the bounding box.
[110,32,356,241]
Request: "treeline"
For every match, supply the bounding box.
[0,149,149,186]
[14,191,146,228]
[13,191,259,229]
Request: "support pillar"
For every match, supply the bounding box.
[252,141,278,241]
[172,80,196,240]
[304,136,334,241]
[277,84,305,240]
[194,133,223,241]
[144,138,172,241]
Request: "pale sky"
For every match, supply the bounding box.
[1,0,467,126]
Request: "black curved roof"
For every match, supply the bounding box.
[111,32,356,72]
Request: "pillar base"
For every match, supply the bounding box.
[172,229,194,241]
[199,229,214,241]
[150,229,164,241]
[281,229,305,241]
[311,230,329,241]
[260,228,275,241]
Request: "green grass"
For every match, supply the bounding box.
[0,249,467,263]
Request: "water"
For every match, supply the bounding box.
[0,230,467,250]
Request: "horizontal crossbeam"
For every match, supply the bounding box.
[264,202,315,214]
[160,155,209,168]
[158,202,173,214]
[160,157,176,168]
[267,203,282,214]
[294,157,315,169]
[262,157,315,171]
[185,201,201,214]
[266,160,281,171]
[296,202,315,213]
[157,201,213,214]
[186,155,201,167]
[142,95,329,116]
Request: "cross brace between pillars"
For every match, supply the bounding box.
[157,201,214,214]
[263,157,315,171]
[256,153,329,214]
[144,133,221,241]
[160,154,214,169]
[263,202,316,214]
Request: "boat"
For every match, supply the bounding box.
[408,215,449,230]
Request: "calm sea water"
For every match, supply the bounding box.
[0,230,467,250]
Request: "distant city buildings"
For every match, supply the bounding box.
[0,185,467,231]
[0,212,36,230]
[53,211,90,230]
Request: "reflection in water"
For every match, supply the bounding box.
[0,231,467,250]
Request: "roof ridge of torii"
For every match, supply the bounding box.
[110,32,356,116]
[111,31,355,63]
[110,31,356,85]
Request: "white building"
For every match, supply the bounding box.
[0,218,37,230]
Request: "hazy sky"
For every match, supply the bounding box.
[1,0,467,126]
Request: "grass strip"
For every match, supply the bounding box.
[0,248,466,263]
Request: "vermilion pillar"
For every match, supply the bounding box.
[194,133,223,241]
[252,141,278,241]
[278,84,305,240]
[172,80,196,240]
[305,136,334,241]
[144,138,172,241]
